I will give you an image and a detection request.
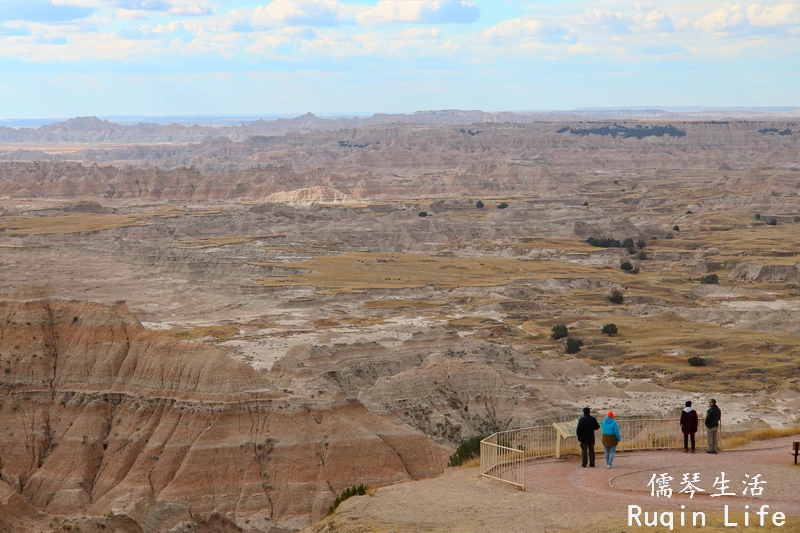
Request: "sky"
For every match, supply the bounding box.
[0,0,798,117]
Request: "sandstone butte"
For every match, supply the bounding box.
[0,299,450,531]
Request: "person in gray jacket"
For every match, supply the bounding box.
[705,399,721,453]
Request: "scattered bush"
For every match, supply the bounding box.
[475,200,484,209]
[687,356,707,367]
[620,261,633,272]
[565,337,584,354]
[621,237,634,249]
[755,213,761,220]
[583,201,589,207]
[418,211,428,217]
[448,435,485,467]
[672,225,680,232]
[685,210,693,215]
[630,266,640,274]
[700,274,719,285]
[637,251,647,260]
[768,218,777,226]
[608,289,624,304]
[626,246,636,255]
[497,202,509,209]
[550,324,569,340]
[636,239,646,249]
[328,484,368,516]
[601,323,618,335]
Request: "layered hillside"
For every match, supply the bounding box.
[0,299,450,530]
[1,121,798,201]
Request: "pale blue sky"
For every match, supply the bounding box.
[0,0,798,117]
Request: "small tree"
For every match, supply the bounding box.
[687,356,707,367]
[636,239,646,249]
[608,289,624,304]
[685,210,693,215]
[621,237,634,249]
[768,218,777,226]
[672,225,680,232]
[637,251,647,260]
[601,323,618,335]
[550,324,569,340]
[700,274,719,284]
[475,200,484,209]
[626,246,636,255]
[418,211,428,217]
[448,435,485,467]
[583,201,589,207]
[565,338,584,354]
[620,261,633,272]
[755,213,761,220]
[497,202,509,209]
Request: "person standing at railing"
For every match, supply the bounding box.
[576,407,600,468]
[601,411,622,469]
[680,401,699,453]
[705,399,722,454]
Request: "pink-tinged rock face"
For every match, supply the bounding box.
[0,300,450,529]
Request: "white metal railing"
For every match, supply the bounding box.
[480,418,714,490]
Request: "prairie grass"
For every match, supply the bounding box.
[722,425,800,450]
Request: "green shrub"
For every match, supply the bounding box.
[550,324,568,340]
[700,274,719,284]
[582,201,589,207]
[768,218,777,226]
[497,202,509,209]
[448,435,485,467]
[475,200,484,208]
[665,232,674,239]
[621,237,634,249]
[636,239,646,249]
[565,338,584,354]
[637,251,647,260]
[418,211,428,217]
[620,261,633,272]
[626,246,636,255]
[608,289,624,304]
[688,356,707,367]
[601,323,618,335]
[672,225,680,232]
[328,484,368,516]
[755,213,761,220]
[685,210,693,215]
[586,237,621,248]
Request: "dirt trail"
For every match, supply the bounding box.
[308,437,800,533]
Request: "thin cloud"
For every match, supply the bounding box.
[356,0,480,25]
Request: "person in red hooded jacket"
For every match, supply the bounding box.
[680,400,699,453]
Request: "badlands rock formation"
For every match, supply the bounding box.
[0,114,799,531]
[0,299,449,530]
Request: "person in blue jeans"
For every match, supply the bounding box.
[601,410,622,469]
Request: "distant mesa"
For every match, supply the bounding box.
[557,124,686,139]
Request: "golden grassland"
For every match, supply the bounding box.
[0,205,222,236]
[178,234,281,249]
[254,252,609,292]
[0,213,148,235]
[722,426,800,450]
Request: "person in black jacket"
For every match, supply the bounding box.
[705,399,722,454]
[576,407,600,467]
